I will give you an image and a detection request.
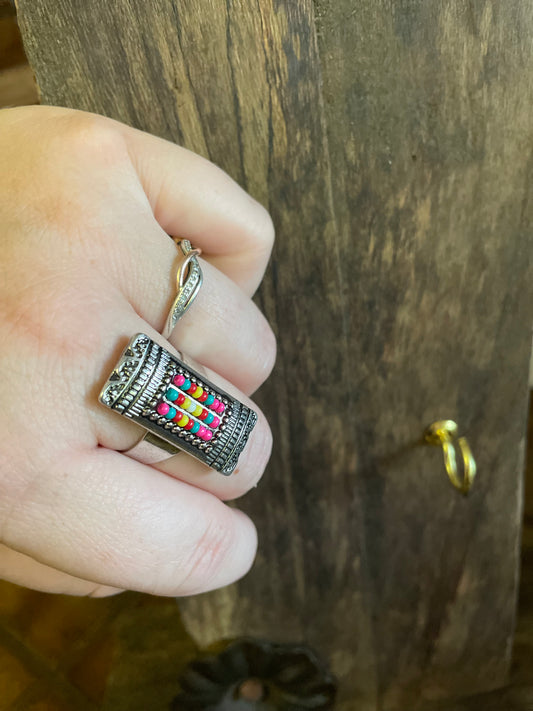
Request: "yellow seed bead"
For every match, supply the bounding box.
[182,397,191,409]
[194,404,203,417]
[178,414,189,427]
[193,386,203,399]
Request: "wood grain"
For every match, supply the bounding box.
[310,3,533,708]
[421,685,533,711]
[15,1,533,709]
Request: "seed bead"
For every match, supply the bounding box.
[156,402,170,416]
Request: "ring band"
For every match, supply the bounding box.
[99,334,258,475]
[162,238,203,340]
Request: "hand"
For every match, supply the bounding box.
[0,106,275,597]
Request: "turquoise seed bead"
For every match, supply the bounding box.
[166,387,179,401]
[182,379,191,391]
[191,421,201,434]
[165,407,177,419]
[205,394,215,406]
[205,412,214,425]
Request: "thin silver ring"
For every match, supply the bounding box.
[162,238,203,340]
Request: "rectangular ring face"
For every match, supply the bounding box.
[99,334,258,475]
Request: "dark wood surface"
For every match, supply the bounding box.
[0,1,15,20]
[16,2,533,709]
[0,16,37,108]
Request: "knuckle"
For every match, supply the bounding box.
[55,111,127,167]
[261,320,277,378]
[1,266,106,362]
[182,508,236,591]
[251,204,275,253]
[251,317,277,386]
[249,418,273,486]
[3,110,129,239]
[219,414,272,499]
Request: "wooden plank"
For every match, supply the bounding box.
[160,3,380,705]
[420,685,533,711]
[311,4,533,708]
[0,1,16,19]
[16,1,533,709]
[0,15,28,68]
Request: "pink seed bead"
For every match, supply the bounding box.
[203,430,213,441]
[209,417,220,429]
[173,374,185,386]
[156,402,170,416]
[216,402,225,414]
[197,426,207,439]
[211,398,220,410]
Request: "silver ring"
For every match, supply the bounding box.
[99,334,257,474]
[162,238,203,340]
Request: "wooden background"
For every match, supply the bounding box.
[15,2,533,709]
[0,7,36,107]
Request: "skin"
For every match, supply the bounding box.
[0,105,276,597]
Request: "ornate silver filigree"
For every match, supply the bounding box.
[162,239,203,340]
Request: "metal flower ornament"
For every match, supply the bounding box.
[172,638,337,710]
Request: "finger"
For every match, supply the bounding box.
[2,448,258,597]
[116,119,274,296]
[115,227,276,395]
[0,544,122,597]
[170,259,276,395]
